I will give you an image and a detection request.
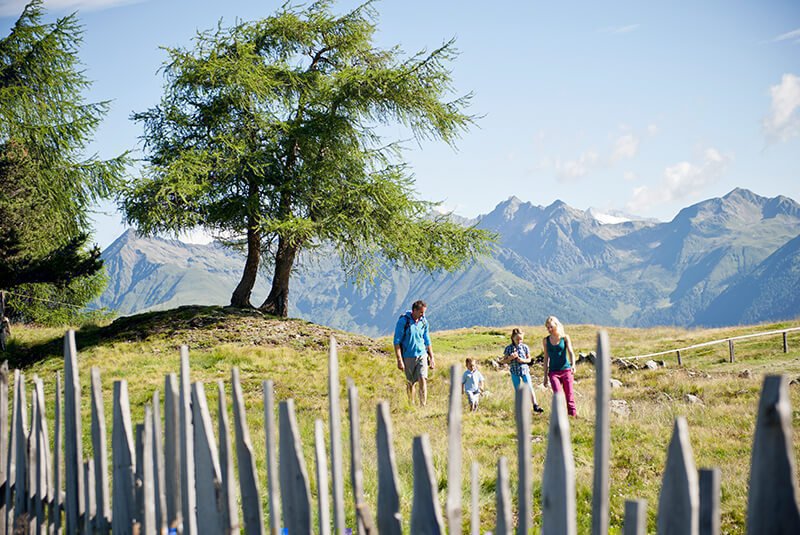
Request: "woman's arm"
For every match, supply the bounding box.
[542,338,550,386]
[565,335,576,368]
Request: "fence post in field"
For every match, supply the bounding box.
[217,381,239,534]
[63,330,85,533]
[515,378,531,535]
[90,367,111,534]
[179,347,198,535]
[314,419,331,535]
[28,383,39,534]
[84,460,95,534]
[470,462,479,535]
[5,369,19,535]
[141,405,156,535]
[112,380,136,535]
[347,381,374,534]
[163,373,180,531]
[657,417,699,535]
[593,331,611,535]
[376,401,402,535]
[34,377,51,535]
[623,499,647,535]
[728,340,735,363]
[13,373,26,529]
[698,468,720,535]
[746,375,800,534]
[783,331,788,353]
[151,390,167,534]
[448,364,463,535]
[495,457,511,535]
[262,379,280,534]
[677,350,682,366]
[278,399,312,534]
[191,382,224,534]
[135,422,144,524]
[541,391,577,535]
[0,361,7,529]
[231,367,265,535]
[328,335,346,535]
[52,371,62,535]
[411,434,445,534]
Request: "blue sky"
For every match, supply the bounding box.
[2,0,799,249]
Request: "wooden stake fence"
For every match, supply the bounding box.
[0,330,798,534]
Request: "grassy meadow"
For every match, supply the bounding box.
[4,307,800,533]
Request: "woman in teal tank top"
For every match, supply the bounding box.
[542,316,577,416]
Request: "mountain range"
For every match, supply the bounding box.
[94,188,800,335]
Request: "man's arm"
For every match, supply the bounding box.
[426,345,435,370]
[394,344,404,371]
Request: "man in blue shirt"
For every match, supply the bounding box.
[394,300,435,406]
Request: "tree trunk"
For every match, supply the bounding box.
[259,237,297,317]
[230,217,261,308]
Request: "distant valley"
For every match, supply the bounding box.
[94,188,800,335]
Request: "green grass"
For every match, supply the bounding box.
[5,308,800,533]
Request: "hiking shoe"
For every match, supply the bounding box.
[533,404,544,413]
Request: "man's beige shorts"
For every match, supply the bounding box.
[403,355,428,384]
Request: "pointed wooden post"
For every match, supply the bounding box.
[623,499,647,535]
[63,330,85,533]
[29,381,41,535]
[191,383,224,534]
[34,377,51,535]
[728,340,735,363]
[13,372,27,529]
[151,390,167,535]
[52,371,62,535]
[376,402,402,535]
[314,419,331,535]
[163,373,180,531]
[112,380,136,535]
[470,462,479,535]
[0,361,7,530]
[783,332,788,353]
[4,369,19,535]
[448,364,463,535]
[91,367,111,533]
[217,381,239,535]
[278,399,312,534]
[495,457,511,535]
[231,367,264,535]
[262,379,280,535]
[328,336,345,535]
[179,346,198,535]
[657,417,699,535]
[83,460,95,535]
[592,331,611,535]
[699,468,720,535]
[746,375,800,534]
[411,434,445,534]
[541,391,577,535]
[348,380,374,534]
[515,378,531,535]
[141,405,156,535]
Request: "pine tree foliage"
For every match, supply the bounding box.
[0,0,126,323]
[123,0,494,316]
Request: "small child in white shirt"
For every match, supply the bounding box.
[462,358,485,412]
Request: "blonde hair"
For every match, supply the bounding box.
[545,316,565,338]
[511,328,524,342]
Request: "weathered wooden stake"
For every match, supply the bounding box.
[745,375,800,534]
[592,331,611,535]
[347,380,374,534]
[376,402,402,535]
[783,331,788,353]
[328,335,346,535]
[623,499,647,535]
[34,377,51,535]
[495,457,511,535]
[448,364,463,535]
[52,371,62,535]
[13,372,27,529]
[541,391,576,535]
[163,373,180,531]
[728,340,735,363]
[191,383,224,534]
[0,362,7,530]
[63,331,85,533]
[262,379,280,535]
[470,461,480,535]
[84,459,95,535]
[515,379,531,535]
[231,368,264,535]
[151,390,167,534]
[217,381,239,535]
[677,350,682,366]
[141,405,156,535]
[278,399,312,535]
[179,347,198,535]
[112,380,136,535]
[411,435,445,534]
[314,419,331,535]
[657,417,699,535]
[91,367,111,534]
[699,468,720,535]
[4,369,19,535]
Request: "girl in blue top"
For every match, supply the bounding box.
[502,328,544,413]
[542,316,577,417]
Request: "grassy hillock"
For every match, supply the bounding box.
[5,307,800,533]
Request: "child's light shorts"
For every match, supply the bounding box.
[466,390,480,405]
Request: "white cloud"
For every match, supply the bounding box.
[611,134,640,162]
[599,24,641,35]
[772,28,800,43]
[763,74,800,142]
[555,150,600,180]
[626,148,732,212]
[646,124,659,136]
[0,0,145,16]
[623,171,637,181]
